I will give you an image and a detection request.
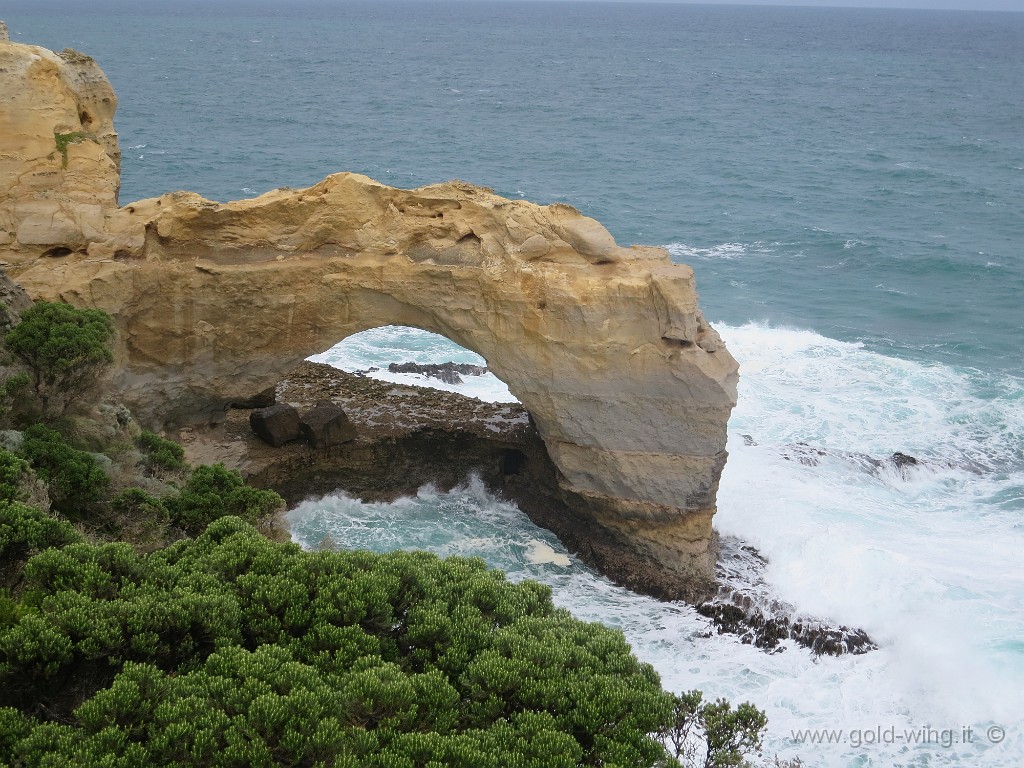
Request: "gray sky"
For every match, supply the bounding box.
[513,0,1024,12]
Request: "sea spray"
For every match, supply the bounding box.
[296,321,1024,766]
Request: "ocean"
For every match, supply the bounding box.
[5,1,1023,765]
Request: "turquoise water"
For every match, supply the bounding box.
[5,2,1024,765]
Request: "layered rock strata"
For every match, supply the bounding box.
[0,35,739,598]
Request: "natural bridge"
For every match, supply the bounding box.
[0,35,738,598]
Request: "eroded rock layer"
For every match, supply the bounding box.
[0,35,738,598]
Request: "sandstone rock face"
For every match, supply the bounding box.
[0,36,739,596]
[0,39,120,257]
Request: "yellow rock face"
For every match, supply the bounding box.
[0,36,738,595]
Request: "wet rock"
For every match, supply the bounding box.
[705,536,879,656]
[697,599,878,656]
[741,434,757,446]
[387,361,489,386]
[891,451,919,469]
[249,404,301,447]
[781,442,828,466]
[197,361,716,603]
[300,400,356,448]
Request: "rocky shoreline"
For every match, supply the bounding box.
[181,361,714,602]
[182,361,876,656]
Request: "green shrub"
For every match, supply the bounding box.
[110,489,169,522]
[0,518,680,766]
[135,431,186,472]
[53,130,92,169]
[165,464,281,535]
[106,488,172,548]
[18,425,108,519]
[0,372,33,426]
[0,500,81,587]
[4,301,114,417]
[0,450,29,504]
[657,689,767,768]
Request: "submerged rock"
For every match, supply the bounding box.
[696,600,877,656]
[891,451,919,469]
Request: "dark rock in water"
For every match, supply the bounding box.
[706,536,878,657]
[249,403,301,447]
[300,401,357,448]
[387,361,489,386]
[741,434,757,446]
[696,599,878,656]
[781,442,827,466]
[230,385,276,410]
[891,451,919,469]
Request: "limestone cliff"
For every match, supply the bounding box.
[0,35,739,598]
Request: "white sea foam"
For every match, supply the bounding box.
[291,321,1024,766]
[308,326,518,403]
[713,322,1024,763]
[666,241,751,260]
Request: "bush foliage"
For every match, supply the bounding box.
[0,515,678,767]
[0,449,30,504]
[0,499,81,589]
[3,301,114,416]
[17,425,108,519]
[657,690,768,768]
[165,464,282,535]
[136,430,186,473]
[0,286,769,767]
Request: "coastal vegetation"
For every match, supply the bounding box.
[5,300,113,416]
[52,130,93,169]
[0,295,767,767]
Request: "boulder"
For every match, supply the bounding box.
[249,404,301,447]
[300,400,357,448]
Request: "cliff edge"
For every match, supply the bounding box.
[0,34,739,599]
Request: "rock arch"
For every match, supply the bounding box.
[0,35,738,598]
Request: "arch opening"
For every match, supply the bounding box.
[307,325,520,404]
